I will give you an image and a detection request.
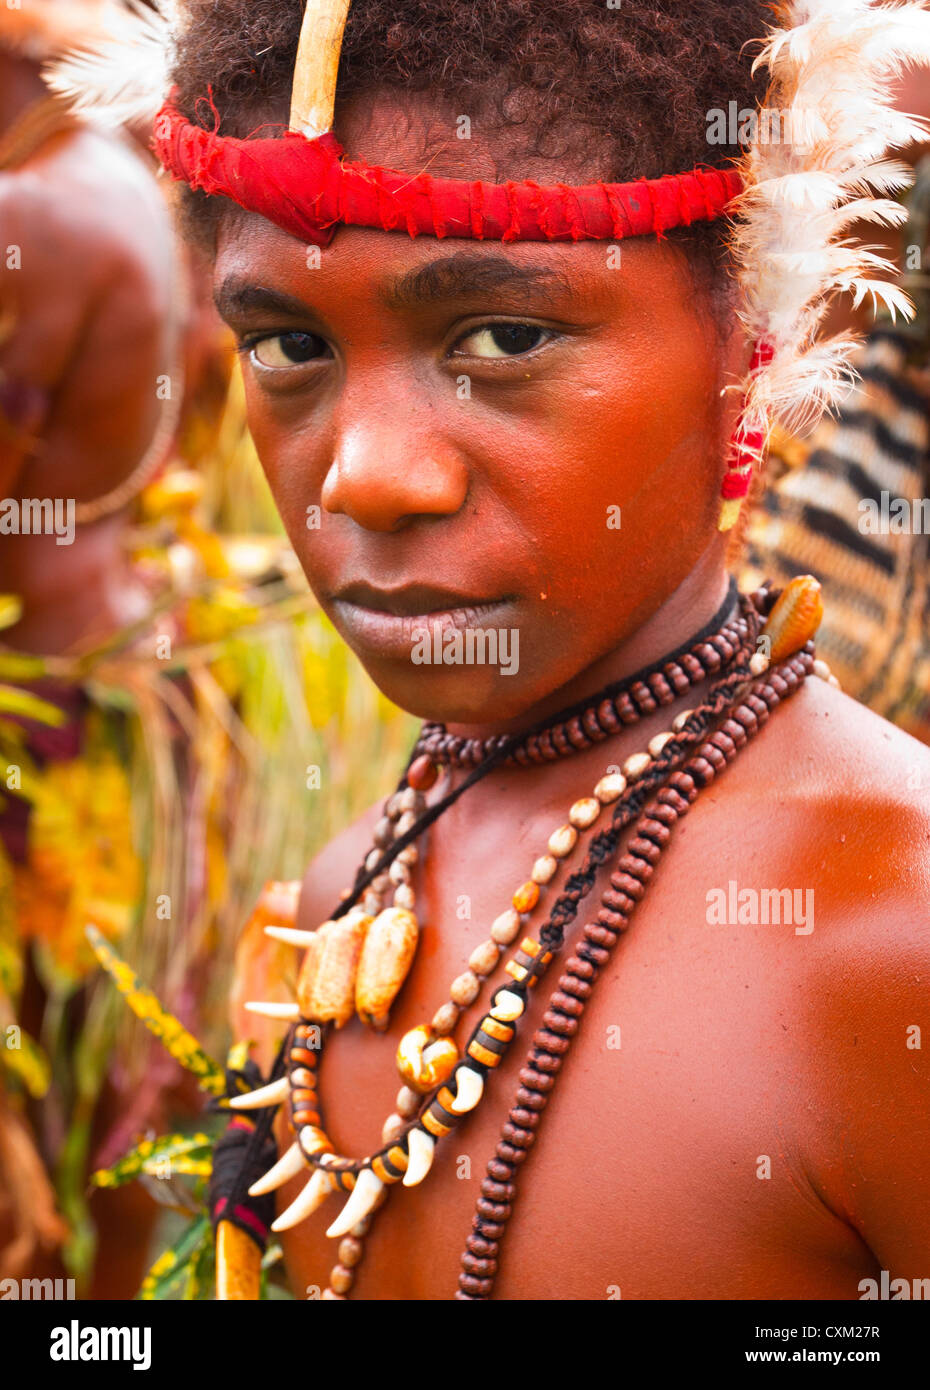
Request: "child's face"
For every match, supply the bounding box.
[215,94,743,723]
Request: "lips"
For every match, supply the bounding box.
[329,581,513,660]
[334,580,507,616]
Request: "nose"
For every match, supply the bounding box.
[321,411,469,533]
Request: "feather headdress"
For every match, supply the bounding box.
[43,0,179,129]
[43,0,345,135]
[44,0,930,529]
[720,0,930,530]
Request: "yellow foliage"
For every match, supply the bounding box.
[15,750,140,978]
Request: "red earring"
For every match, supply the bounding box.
[718,338,774,532]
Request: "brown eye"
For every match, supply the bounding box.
[251,332,329,368]
[454,323,549,358]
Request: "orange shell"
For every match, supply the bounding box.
[761,575,823,664]
[297,914,371,1028]
[396,1025,459,1093]
[355,907,419,1030]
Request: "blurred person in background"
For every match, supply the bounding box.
[0,0,183,1297]
[0,2,181,653]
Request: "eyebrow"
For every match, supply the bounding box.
[214,252,573,325]
[381,253,572,309]
[214,279,314,323]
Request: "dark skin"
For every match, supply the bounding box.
[219,92,930,1299]
[0,52,175,654]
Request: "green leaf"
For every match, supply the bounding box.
[137,1215,212,1301]
[85,926,226,1096]
[90,1131,214,1190]
[184,1235,216,1301]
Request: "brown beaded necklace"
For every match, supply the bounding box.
[456,636,815,1298]
[230,576,831,1299]
[412,606,750,772]
[332,579,749,917]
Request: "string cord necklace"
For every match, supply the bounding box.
[212,575,833,1299]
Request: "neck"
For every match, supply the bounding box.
[0,53,48,132]
[445,538,731,743]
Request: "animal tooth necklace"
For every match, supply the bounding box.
[226,576,835,1299]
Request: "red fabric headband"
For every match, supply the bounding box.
[153,101,742,247]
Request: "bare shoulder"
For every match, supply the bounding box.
[1,126,169,242]
[732,679,930,1253]
[722,676,930,1014]
[0,126,176,458]
[297,798,385,933]
[729,673,930,883]
[0,127,173,314]
[762,669,930,782]
[681,670,930,1021]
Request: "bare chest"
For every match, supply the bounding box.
[278,796,868,1300]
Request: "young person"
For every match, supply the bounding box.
[53,0,930,1299]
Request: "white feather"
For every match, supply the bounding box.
[729,0,930,446]
[43,0,178,129]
